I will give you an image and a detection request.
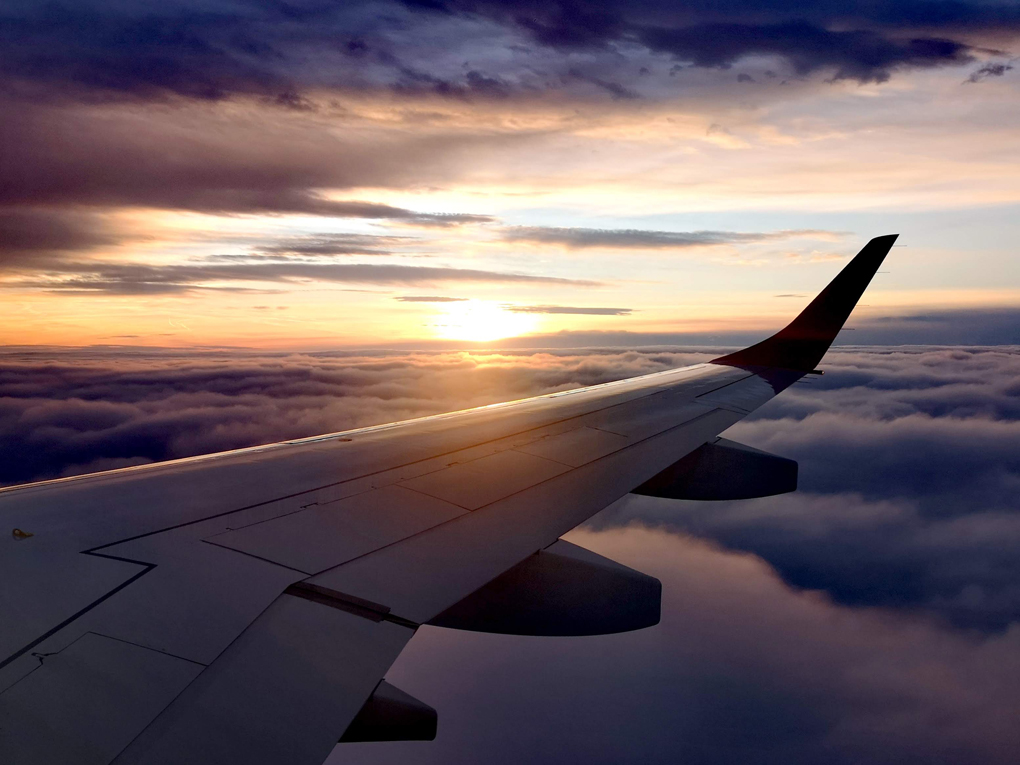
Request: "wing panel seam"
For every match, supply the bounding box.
[310,406,728,596]
[0,553,155,671]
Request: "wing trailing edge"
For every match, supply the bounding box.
[712,234,898,371]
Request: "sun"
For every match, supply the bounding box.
[434,301,539,342]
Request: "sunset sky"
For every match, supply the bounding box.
[5,6,1020,761]
[3,0,1020,348]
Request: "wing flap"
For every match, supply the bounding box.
[112,594,414,765]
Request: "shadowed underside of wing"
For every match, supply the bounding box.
[0,236,895,765]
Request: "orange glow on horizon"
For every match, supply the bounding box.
[432,301,540,343]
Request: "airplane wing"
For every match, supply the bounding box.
[0,235,897,764]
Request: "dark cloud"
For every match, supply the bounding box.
[0,103,489,216]
[395,295,470,302]
[639,22,972,83]
[502,226,837,249]
[14,260,596,294]
[411,0,1003,83]
[0,2,290,101]
[388,60,519,99]
[0,2,1008,237]
[505,304,633,315]
[565,68,640,100]
[0,98,482,215]
[965,60,1015,82]
[0,0,1012,108]
[0,97,515,240]
[0,209,119,266]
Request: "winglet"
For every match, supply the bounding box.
[712,234,898,371]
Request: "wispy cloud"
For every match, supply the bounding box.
[965,61,1014,83]
[505,304,632,315]
[395,295,470,302]
[19,261,599,295]
[255,234,412,258]
[502,227,841,249]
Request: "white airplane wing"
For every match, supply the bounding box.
[0,235,897,764]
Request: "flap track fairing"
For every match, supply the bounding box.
[632,437,797,501]
[339,680,437,743]
[428,540,661,637]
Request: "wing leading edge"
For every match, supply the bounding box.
[0,236,897,764]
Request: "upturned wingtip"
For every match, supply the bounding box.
[711,234,897,371]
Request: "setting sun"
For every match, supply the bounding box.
[433,301,539,342]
